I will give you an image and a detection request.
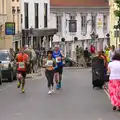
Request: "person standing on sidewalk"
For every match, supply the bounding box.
[108,51,120,111]
[44,50,57,95]
[109,45,115,62]
[53,45,65,89]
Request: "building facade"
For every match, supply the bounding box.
[50,0,109,58]
[21,0,57,50]
[109,0,118,47]
[0,0,21,50]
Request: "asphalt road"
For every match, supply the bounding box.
[0,68,120,120]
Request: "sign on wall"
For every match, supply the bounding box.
[5,22,15,35]
[97,16,103,29]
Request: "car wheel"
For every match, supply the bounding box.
[13,72,17,80]
[0,77,2,85]
[0,72,2,85]
[8,71,13,82]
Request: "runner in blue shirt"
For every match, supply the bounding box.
[53,45,65,89]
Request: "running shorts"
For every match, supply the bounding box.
[17,71,27,78]
[55,66,63,74]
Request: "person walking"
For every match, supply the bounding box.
[53,45,65,89]
[84,47,89,67]
[44,50,57,95]
[108,51,120,111]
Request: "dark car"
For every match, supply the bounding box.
[0,61,2,85]
[0,50,17,82]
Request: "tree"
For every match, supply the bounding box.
[114,0,120,18]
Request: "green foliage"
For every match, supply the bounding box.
[114,0,120,17]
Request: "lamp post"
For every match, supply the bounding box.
[12,7,16,22]
[90,31,98,50]
[106,33,110,47]
[17,7,20,33]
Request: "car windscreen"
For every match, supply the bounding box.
[0,52,10,61]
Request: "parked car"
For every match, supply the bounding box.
[0,50,17,82]
[0,61,2,85]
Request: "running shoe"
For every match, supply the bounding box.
[17,82,21,88]
[51,89,54,93]
[48,90,52,95]
[21,88,25,93]
[56,84,59,90]
[59,81,61,89]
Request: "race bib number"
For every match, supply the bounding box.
[18,62,25,69]
[56,57,61,63]
[46,60,53,66]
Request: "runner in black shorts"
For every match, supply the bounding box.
[53,45,65,89]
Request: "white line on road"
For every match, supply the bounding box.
[103,88,110,99]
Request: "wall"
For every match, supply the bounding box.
[21,0,50,29]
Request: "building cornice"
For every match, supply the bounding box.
[50,7,109,14]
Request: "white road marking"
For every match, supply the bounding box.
[103,88,110,99]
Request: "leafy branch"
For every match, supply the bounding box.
[114,0,120,17]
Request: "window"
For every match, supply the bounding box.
[44,3,48,27]
[34,3,39,28]
[103,15,108,32]
[70,16,76,20]
[56,16,62,32]
[24,3,29,29]
[91,15,96,32]
[81,15,87,34]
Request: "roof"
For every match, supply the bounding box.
[50,0,109,7]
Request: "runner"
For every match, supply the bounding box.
[16,47,29,93]
[53,45,65,90]
[44,50,57,95]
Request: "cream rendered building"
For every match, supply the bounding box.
[109,0,118,46]
[0,0,21,50]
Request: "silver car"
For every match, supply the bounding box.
[0,50,17,82]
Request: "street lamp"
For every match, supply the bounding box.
[106,33,110,47]
[17,7,20,33]
[90,31,98,50]
[12,7,16,22]
[90,31,98,43]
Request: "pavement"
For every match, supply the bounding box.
[0,68,120,120]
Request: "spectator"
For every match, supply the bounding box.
[84,47,89,66]
[109,45,115,62]
[108,51,120,111]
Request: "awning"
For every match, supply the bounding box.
[22,28,58,37]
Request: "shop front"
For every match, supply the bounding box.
[22,28,57,50]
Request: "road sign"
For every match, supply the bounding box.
[5,22,15,35]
